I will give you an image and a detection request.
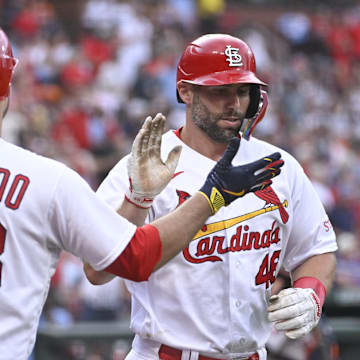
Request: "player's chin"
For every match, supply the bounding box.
[214,130,239,143]
[222,127,240,139]
[209,123,240,143]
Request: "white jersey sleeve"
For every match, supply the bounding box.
[48,165,137,270]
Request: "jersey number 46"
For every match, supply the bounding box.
[255,250,281,289]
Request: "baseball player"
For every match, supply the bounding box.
[0,28,283,360]
[88,34,338,360]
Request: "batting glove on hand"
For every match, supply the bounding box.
[267,287,322,339]
[199,137,284,214]
[126,113,182,208]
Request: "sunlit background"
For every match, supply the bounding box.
[1,0,360,359]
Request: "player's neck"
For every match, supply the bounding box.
[181,122,227,162]
[0,98,8,132]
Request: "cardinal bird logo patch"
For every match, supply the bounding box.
[176,190,191,207]
[255,186,289,224]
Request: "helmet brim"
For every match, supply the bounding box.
[176,70,267,103]
[179,69,267,87]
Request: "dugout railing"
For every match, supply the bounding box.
[34,317,360,360]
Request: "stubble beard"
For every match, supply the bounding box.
[191,94,244,144]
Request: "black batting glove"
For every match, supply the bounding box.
[199,137,284,214]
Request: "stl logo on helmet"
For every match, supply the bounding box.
[225,45,243,67]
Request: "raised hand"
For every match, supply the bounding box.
[199,137,284,214]
[126,113,182,208]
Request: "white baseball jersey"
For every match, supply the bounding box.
[97,130,338,359]
[0,138,137,360]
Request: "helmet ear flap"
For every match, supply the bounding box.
[176,89,185,104]
[0,29,17,100]
[242,89,268,140]
[0,67,13,100]
[245,85,260,118]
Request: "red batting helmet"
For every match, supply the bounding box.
[177,34,268,140]
[0,28,17,100]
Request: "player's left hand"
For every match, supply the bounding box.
[126,113,182,208]
[199,137,284,214]
[267,287,322,339]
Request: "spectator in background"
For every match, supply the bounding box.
[197,0,225,33]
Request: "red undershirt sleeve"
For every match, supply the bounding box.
[104,224,162,282]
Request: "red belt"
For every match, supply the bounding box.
[159,344,259,360]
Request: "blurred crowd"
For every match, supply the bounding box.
[1,0,360,358]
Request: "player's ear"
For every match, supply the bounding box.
[177,82,193,104]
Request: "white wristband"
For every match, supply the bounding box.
[125,192,154,209]
[125,178,154,209]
